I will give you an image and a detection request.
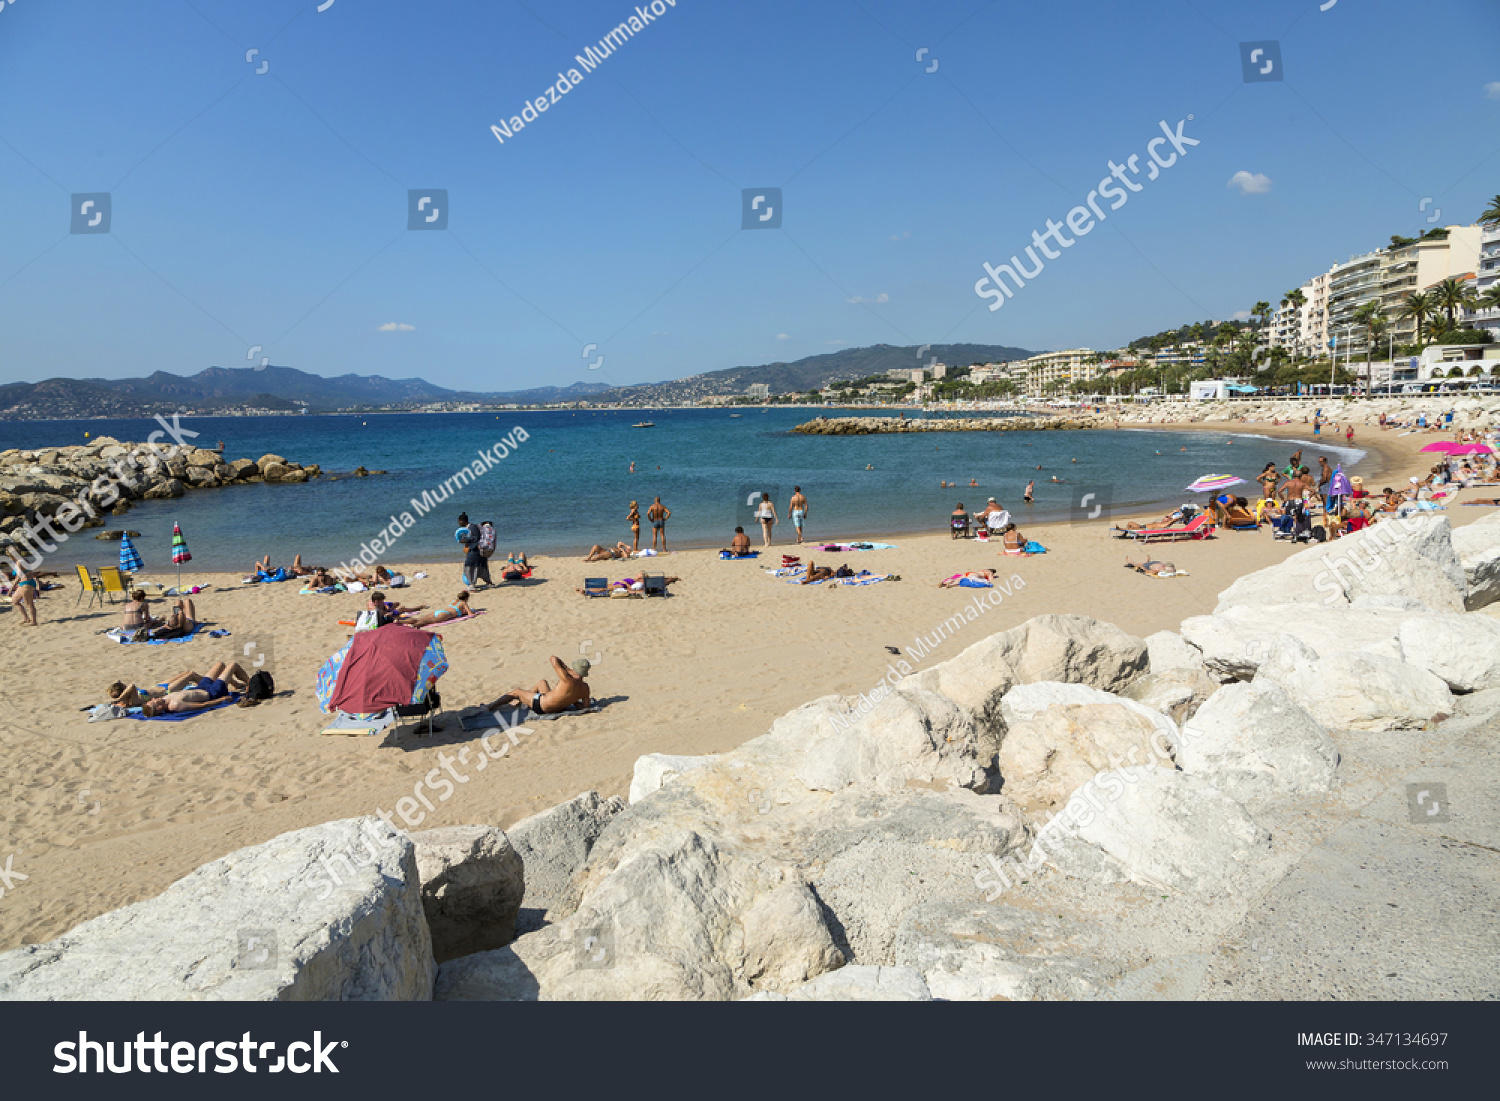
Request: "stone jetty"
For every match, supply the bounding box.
[793,415,1090,435]
[0,436,321,560]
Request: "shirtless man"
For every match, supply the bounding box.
[151,597,198,640]
[108,662,249,716]
[789,487,809,545]
[724,526,752,555]
[584,542,631,562]
[486,656,593,716]
[647,497,671,551]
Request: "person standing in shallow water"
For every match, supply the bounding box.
[1023,480,1034,503]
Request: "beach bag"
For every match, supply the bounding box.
[1024,541,1047,554]
[478,523,497,558]
[245,671,275,701]
[354,609,381,632]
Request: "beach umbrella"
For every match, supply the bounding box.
[1420,441,1464,453]
[1185,474,1245,494]
[170,522,192,590]
[118,531,143,576]
[1451,443,1493,455]
[1328,468,1352,497]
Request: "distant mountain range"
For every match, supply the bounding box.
[0,344,1038,419]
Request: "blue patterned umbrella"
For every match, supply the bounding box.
[118,532,143,574]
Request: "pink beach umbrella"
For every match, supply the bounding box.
[1420,441,1465,453]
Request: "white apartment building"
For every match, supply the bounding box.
[1300,271,1330,355]
[1016,348,1096,392]
[1464,225,1500,339]
[745,383,770,400]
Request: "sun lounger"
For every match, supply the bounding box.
[642,573,667,596]
[321,709,397,737]
[581,577,609,597]
[1112,514,1216,544]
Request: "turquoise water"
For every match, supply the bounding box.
[2,410,1365,574]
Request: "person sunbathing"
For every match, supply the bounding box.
[401,592,472,627]
[1000,522,1027,554]
[122,589,163,632]
[1224,499,1258,527]
[800,561,836,584]
[485,656,593,716]
[140,662,248,716]
[723,527,753,556]
[584,542,631,562]
[1114,507,1187,532]
[149,597,198,640]
[368,591,423,624]
[108,669,203,708]
[939,569,996,588]
[1125,558,1179,577]
[501,552,531,581]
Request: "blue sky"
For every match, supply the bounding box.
[1,0,1497,393]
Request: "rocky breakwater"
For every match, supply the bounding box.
[6,514,1500,999]
[0,437,321,563]
[793,415,1091,435]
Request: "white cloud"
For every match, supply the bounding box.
[776,333,790,340]
[846,293,890,304]
[1485,82,1500,100]
[1228,170,1272,195]
[377,322,415,332]
[889,230,912,241]
[1231,310,1252,322]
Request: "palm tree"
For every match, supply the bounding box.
[1480,286,1500,313]
[1480,194,1500,227]
[1399,290,1436,348]
[1433,277,1475,328]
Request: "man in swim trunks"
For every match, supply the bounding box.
[647,497,671,551]
[121,662,249,716]
[486,656,593,716]
[789,486,808,544]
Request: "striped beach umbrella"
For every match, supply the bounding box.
[1185,474,1245,494]
[171,522,192,589]
[118,531,143,575]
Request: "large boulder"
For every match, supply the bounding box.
[1176,681,1338,804]
[433,831,844,1001]
[229,458,259,479]
[1396,614,1500,692]
[630,754,721,804]
[1120,665,1221,724]
[905,614,1147,745]
[411,825,525,963]
[1145,630,1204,674]
[142,478,186,500]
[1180,603,1408,680]
[1214,515,1465,614]
[183,466,218,487]
[1064,768,1272,895]
[998,681,1178,749]
[0,818,433,1000]
[257,453,287,469]
[1451,521,1500,610]
[260,463,291,482]
[185,448,220,468]
[793,688,988,793]
[1255,649,1453,731]
[997,702,1172,815]
[507,791,625,934]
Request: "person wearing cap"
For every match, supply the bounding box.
[484,654,593,716]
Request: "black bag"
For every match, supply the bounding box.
[245,671,275,701]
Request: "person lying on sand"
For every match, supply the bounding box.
[801,561,836,584]
[723,527,752,555]
[939,569,996,588]
[501,552,531,581]
[485,656,593,716]
[140,662,248,716]
[368,591,424,625]
[148,597,197,640]
[400,592,472,627]
[1125,558,1180,577]
[584,542,632,562]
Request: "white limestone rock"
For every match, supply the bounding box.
[1065,769,1272,895]
[1176,680,1338,804]
[629,754,721,804]
[0,818,434,1001]
[507,791,625,933]
[1145,630,1204,674]
[410,825,524,963]
[1180,603,1407,680]
[1397,614,1500,692]
[741,965,931,1002]
[1255,650,1454,731]
[1451,522,1500,610]
[998,702,1174,815]
[793,687,988,793]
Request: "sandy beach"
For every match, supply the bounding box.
[0,418,1482,952]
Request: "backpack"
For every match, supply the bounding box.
[245,670,275,701]
[478,522,497,558]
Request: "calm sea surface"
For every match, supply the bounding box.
[1,410,1364,574]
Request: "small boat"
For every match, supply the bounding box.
[632,421,655,428]
[729,414,741,418]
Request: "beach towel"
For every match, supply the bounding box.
[957,577,992,588]
[720,550,760,559]
[460,701,602,729]
[816,542,895,552]
[127,694,241,721]
[1024,541,1047,554]
[300,584,345,595]
[244,568,289,583]
[105,623,204,645]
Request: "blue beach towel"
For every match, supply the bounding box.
[105,623,205,645]
[719,550,760,559]
[126,694,241,721]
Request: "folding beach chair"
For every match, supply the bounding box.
[1116,514,1217,545]
[75,565,103,608]
[96,566,130,604]
[950,515,969,539]
[581,577,609,597]
[642,572,667,596]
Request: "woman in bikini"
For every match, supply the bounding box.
[122,589,162,633]
[627,501,641,554]
[1256,461,1279,503]
[401,592,472,628]
[8,560,40,626]
[584,542,631,562]
[755,492,777,547]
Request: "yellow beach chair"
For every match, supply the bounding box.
[96,566,130,604]
[75,565,103,608]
